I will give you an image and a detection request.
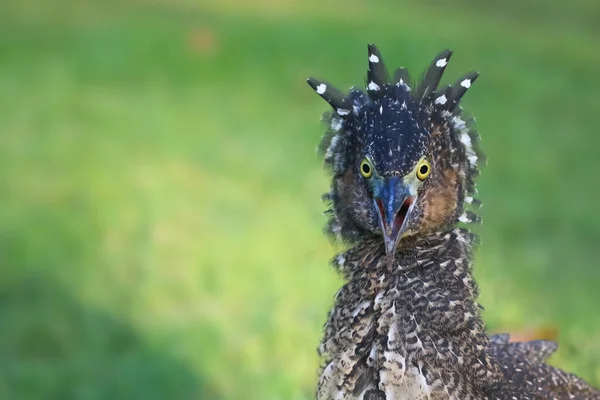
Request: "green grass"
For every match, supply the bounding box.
[0,0,599,398]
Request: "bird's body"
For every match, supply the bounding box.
[318,230,596,399]
[307,45,600,399]
[318,230,496,399]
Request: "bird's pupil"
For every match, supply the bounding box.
[362,164,370,174]
[420,165,428,174]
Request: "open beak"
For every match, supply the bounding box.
[373,177,416,256]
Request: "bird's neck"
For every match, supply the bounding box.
[317,228,502,399]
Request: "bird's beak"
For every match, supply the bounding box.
[373,177,416,256]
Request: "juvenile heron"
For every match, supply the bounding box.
[307,44,600,400]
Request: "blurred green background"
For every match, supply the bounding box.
[0,0,599,398]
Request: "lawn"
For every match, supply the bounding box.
[0,0,598,398]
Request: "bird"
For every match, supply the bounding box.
[306,44,600,400]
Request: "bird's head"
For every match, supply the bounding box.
[308,45,484,255]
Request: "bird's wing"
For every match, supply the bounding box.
[487,335,600,399]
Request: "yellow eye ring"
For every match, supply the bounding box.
[360,159,373,179]
[416,159,431,181]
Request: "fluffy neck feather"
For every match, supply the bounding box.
[317,228,502,400]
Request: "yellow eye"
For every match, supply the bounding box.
[360,159,373,179]
[416,159,431,181]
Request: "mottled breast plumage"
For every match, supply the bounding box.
[318,229,499,400]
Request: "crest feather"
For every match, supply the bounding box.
[307,77,351,115]
[393,67,412,90]
[415,49,453,101]
[366,44,388,95]
[448,72,479,111]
